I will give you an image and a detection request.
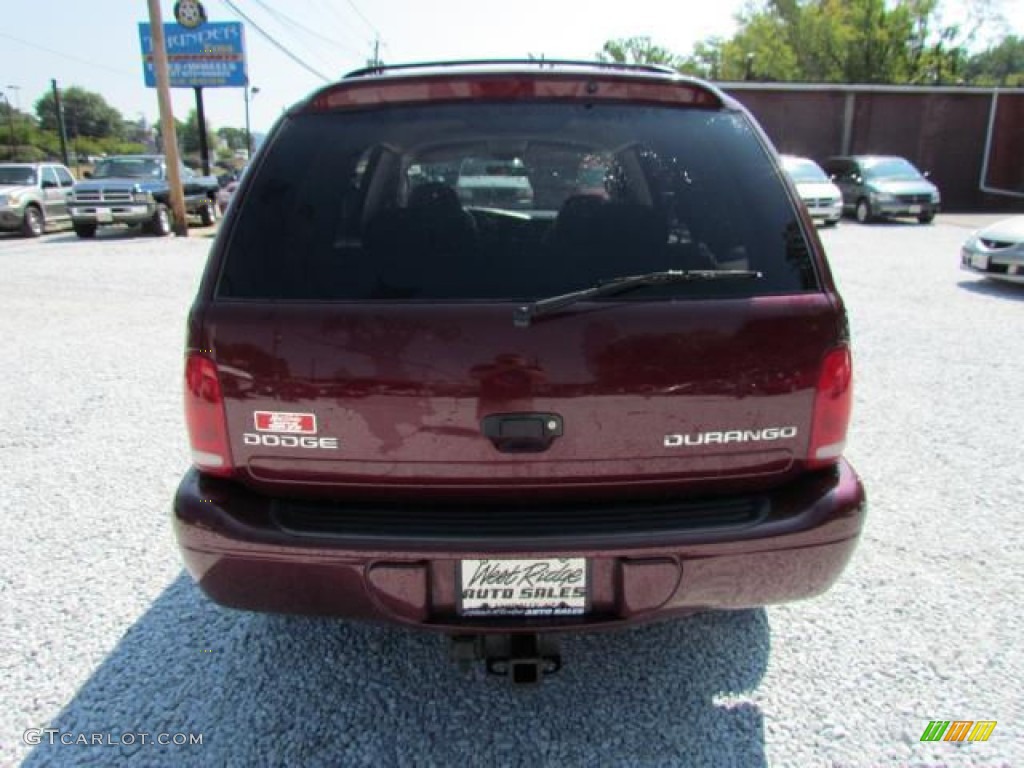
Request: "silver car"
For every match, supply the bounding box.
[0,163,76,237]
[780,155,842,226]
[961,216,1024,284]
[823,155,940,224]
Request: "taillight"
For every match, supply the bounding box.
[184,353,233,476]
[807,346,853,469]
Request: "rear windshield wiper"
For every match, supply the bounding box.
[513,269,764,327]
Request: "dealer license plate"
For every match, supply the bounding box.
[96,210,113,223]
[909,204,922,214]
[458,558,588,617]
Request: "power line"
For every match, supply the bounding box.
[308,0,375,47]
[341,0,380,39]
[242,0,346,77]
[221,0,331,82]
[0,31,137,79]
[248,0,362,56]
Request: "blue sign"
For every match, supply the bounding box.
[138,21,247,88]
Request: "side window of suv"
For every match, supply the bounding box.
[41,167,60,189]
[55,167,75,187]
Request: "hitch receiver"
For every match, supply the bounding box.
[451,634,562,684]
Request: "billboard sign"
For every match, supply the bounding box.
[138,21,247,88]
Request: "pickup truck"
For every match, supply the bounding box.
[68,155,220,238]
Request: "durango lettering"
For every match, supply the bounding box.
[664,426,798,447]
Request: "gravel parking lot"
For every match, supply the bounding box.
[1,217,1022,767]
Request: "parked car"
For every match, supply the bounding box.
[175,60,865,682]
[960,216,1024,284]
[67,155,220,238]
[215,179,239,215]
[215,165,248,214]
[455,157,534,209]
[822,155,940,224]
[780,155,842,226]
[0,162,76,237]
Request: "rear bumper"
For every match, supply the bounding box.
[173,460,866,632]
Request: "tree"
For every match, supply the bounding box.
[217,126,248,151]
[35,86,125,139]
[177,109,217,154]
[677,0,999,84]
[152,117,185,155]
[679,39,727,79]
[122,116,154,148]
[597,37,682,69]
[716,9,802,81]
[0,102,43,161]
[963,35,1024,85]
[0,102,33,144]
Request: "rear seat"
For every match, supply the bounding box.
[365,183,479,297]
[546,196,674,286]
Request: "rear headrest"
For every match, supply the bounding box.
[547,195,670,282]
[601,203,668,251]
[550,194,607,243]
[408,182,461,212]
[553,195,666,248]
[556,194,607,222]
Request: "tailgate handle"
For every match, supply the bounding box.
[481,413,563,453]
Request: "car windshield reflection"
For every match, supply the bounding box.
[862,159,924,181]
[92,160,162,179]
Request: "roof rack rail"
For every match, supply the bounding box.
[343,58,681,80]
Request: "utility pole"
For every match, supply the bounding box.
[0,94,14,161]
[146,0,188,236]
[4,87,19,160]
[243,83,251,157]
[243,82,259,157]
[51,80,70,166]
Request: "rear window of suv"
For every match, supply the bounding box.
[217,101,817,301]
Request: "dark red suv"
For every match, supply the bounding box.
[176,60,865,680]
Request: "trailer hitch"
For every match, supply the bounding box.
[451,634,562,685]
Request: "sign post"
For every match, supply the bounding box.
[194,87,210,175]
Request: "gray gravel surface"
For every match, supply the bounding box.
[1,218,1021,767]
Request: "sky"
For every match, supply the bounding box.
[0,0,1020,137]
